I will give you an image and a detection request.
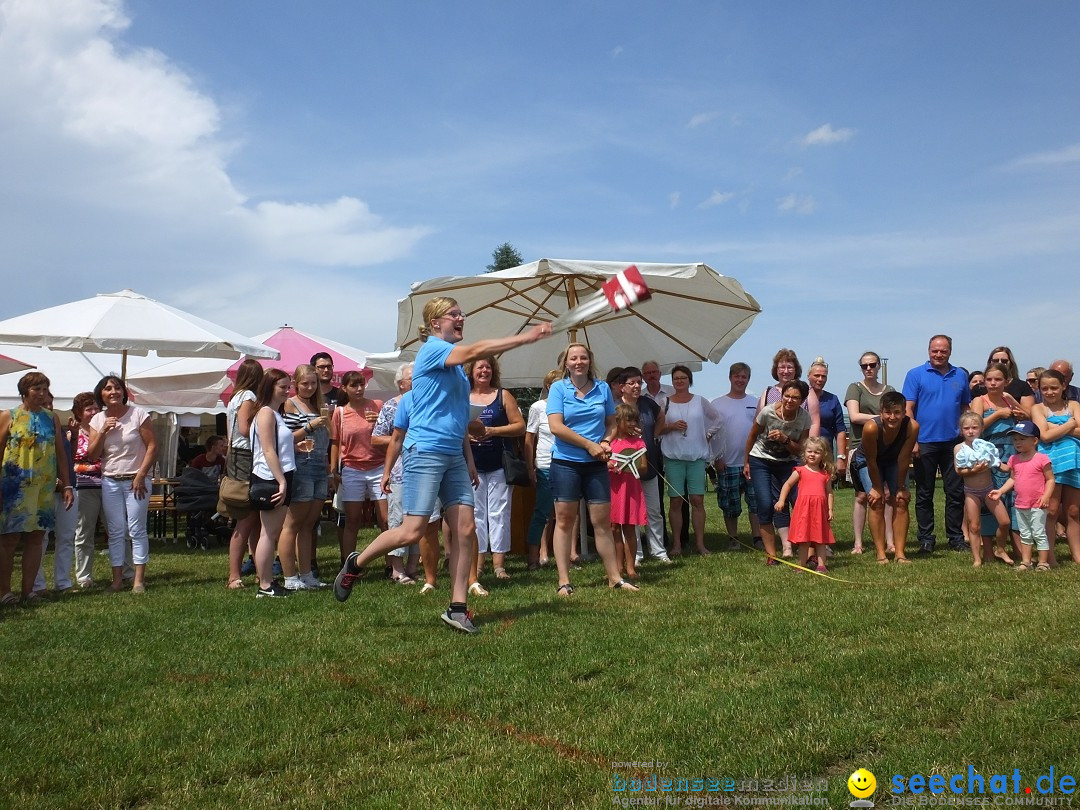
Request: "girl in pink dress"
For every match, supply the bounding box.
[609,404,648,580]
[775,437,835,572]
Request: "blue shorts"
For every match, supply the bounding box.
[401,447,474,516]
[853,459,900,496]
[291,458,328,503]
[550,458,610,505]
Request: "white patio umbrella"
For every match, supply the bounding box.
[394,260,761,385]
[0,289,279,379]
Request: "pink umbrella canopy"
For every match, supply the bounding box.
[0,352,35,376]
[221,326,373,402]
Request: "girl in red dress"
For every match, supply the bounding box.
[609,404,648,580]
[775,437,835,572]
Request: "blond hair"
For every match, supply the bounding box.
[418,297,459,343]
[802,437,835,474]
[557,342,599,381]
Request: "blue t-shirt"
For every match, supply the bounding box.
[902,362,970,443]
[817,389,847,444]
[547,378,616,462]
[404,337,470,454]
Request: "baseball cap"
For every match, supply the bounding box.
[1006,420,1040,439]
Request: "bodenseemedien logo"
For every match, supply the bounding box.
[848,768,877,808]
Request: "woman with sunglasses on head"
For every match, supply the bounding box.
[845,351,894,555]
[87,375,156,594]
[333,299,551,634]
[984,347,1034,420]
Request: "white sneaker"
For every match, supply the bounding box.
[283,575,305,591]
[300,573,326,590]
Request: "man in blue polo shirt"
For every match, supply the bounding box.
[903,335,971,554]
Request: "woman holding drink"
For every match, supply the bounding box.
[280,364,331,590]
[329,370,385,560]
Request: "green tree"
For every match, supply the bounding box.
[486,242,523,273]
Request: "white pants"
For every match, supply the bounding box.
[35,491,79,591]
[637,476,669,560]
[386,482,418,558]
[102,477,150,566]
[74,487,103,584]
[474,468,510,554]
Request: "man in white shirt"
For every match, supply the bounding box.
[709,362,761,550]
[641,360,674,406]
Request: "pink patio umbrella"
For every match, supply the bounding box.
[221,326,375,401]
[0,352,35,376]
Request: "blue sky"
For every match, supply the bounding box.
[1,0,1078,398]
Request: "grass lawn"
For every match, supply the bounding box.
[3,487,1079,809]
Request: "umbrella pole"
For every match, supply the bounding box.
[121,350,128,383]
[566,279,579,342]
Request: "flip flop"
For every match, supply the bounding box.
[610,579,639,591]
[494,567,511,580]
[393,574,417,586]
[556,583,575,597]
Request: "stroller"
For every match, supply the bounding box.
[174,467,233,549]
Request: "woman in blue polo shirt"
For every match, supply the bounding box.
[333,296,550,635]
[548,342,639,595]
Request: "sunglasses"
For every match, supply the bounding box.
[860,363,879,370]
[1026,378,1038,385]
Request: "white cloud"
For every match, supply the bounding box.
[777,193,815,215]
[0,0,428,294]
[801,123,855,146]
[699,190,735,209]
[610,45,623,58]
[687,111,720,129]
[668,192,681,209]
[1006,142,1080,169]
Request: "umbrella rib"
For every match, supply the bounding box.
[585,308,709,362]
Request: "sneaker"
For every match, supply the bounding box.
[283,575,305,591]
[240,555,256,576]
[727,536,741,551]
[300,572,326,590]
[441,608,479,635]
[333,552,362,602]
[272,556,283,577]
[256,581,290,599]
[752,537,764,551]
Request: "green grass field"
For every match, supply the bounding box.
[3,488,1078,809]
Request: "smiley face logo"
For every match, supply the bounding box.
[848,768,876,799]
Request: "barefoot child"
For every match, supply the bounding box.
[954,411,1010,567]
[775,437,835,573]
[989,420,1055,572]
[608,404,648,580]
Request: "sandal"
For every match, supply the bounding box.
[1014,562,1033,572]
[851,545,864,555]
[895,557,911,564]
[0,592,17,606]
[494,567,510,580]
[877,557,890,565]
[610,579,639,591]
[1035,563,1052,572]
[419,582,436,595]
[392,574,417,586]
[556,583,574,597]
[226,579,245,590]
[468,581,489,597]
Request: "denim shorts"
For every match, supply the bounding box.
[291,458,328,503]
[401,447,474,516]
[853,459,900,496]
[549,458,610,504]
[341,466,386,502]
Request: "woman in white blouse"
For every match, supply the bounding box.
[87,375,157,594]
[658,365,721,556]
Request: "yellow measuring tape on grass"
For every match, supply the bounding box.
[652,467,859,584]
